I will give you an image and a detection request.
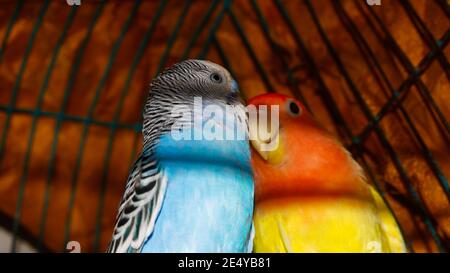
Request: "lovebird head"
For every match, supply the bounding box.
[248,93,368,203]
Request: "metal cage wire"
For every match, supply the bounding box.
[0,0,448,253]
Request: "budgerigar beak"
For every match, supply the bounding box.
[231,80,239,93]
[248,113,284,165]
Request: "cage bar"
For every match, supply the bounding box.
[0,0,447,253]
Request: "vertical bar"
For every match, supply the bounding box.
[62,0,142,251]
[249,0,311,111]
[399,0,449,80]
[273,0,353,141]
[334,1,448,252]
[303,0,445,251]
[8,0,51,253]
[212,35,245,100]
[0,0,24,61]
[358,2,450,135]
[92,0,169,252]
[155,0,192,75]
[336,2,450,201]
[355,2,450,142]
[37,0,106,253]
[197,0,232,59]
[213,36,236,78]
[0,0,50,160]
[433,0,450,18]
[23,5,78,252]
[181,0,220,60]
[227,9,274,92]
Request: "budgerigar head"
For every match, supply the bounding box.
[148,59,241,107]
[143,59,244,143]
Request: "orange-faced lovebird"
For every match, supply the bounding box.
[248,93,406,253]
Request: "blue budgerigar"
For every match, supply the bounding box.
[107,60,254,253]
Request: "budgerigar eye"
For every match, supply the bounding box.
[210,73,223,83]
[286,100,301,117]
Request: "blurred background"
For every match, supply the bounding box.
[0,0,448,253]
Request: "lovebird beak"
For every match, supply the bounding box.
[248,114,284,165]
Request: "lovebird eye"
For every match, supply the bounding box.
[287,100,301,117]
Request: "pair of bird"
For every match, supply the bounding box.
[106,59,406,253]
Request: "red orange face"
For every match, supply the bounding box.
[248,93,368,203]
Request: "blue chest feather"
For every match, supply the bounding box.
[142,117,254,253]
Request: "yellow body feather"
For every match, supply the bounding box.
[253,185,406,253]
